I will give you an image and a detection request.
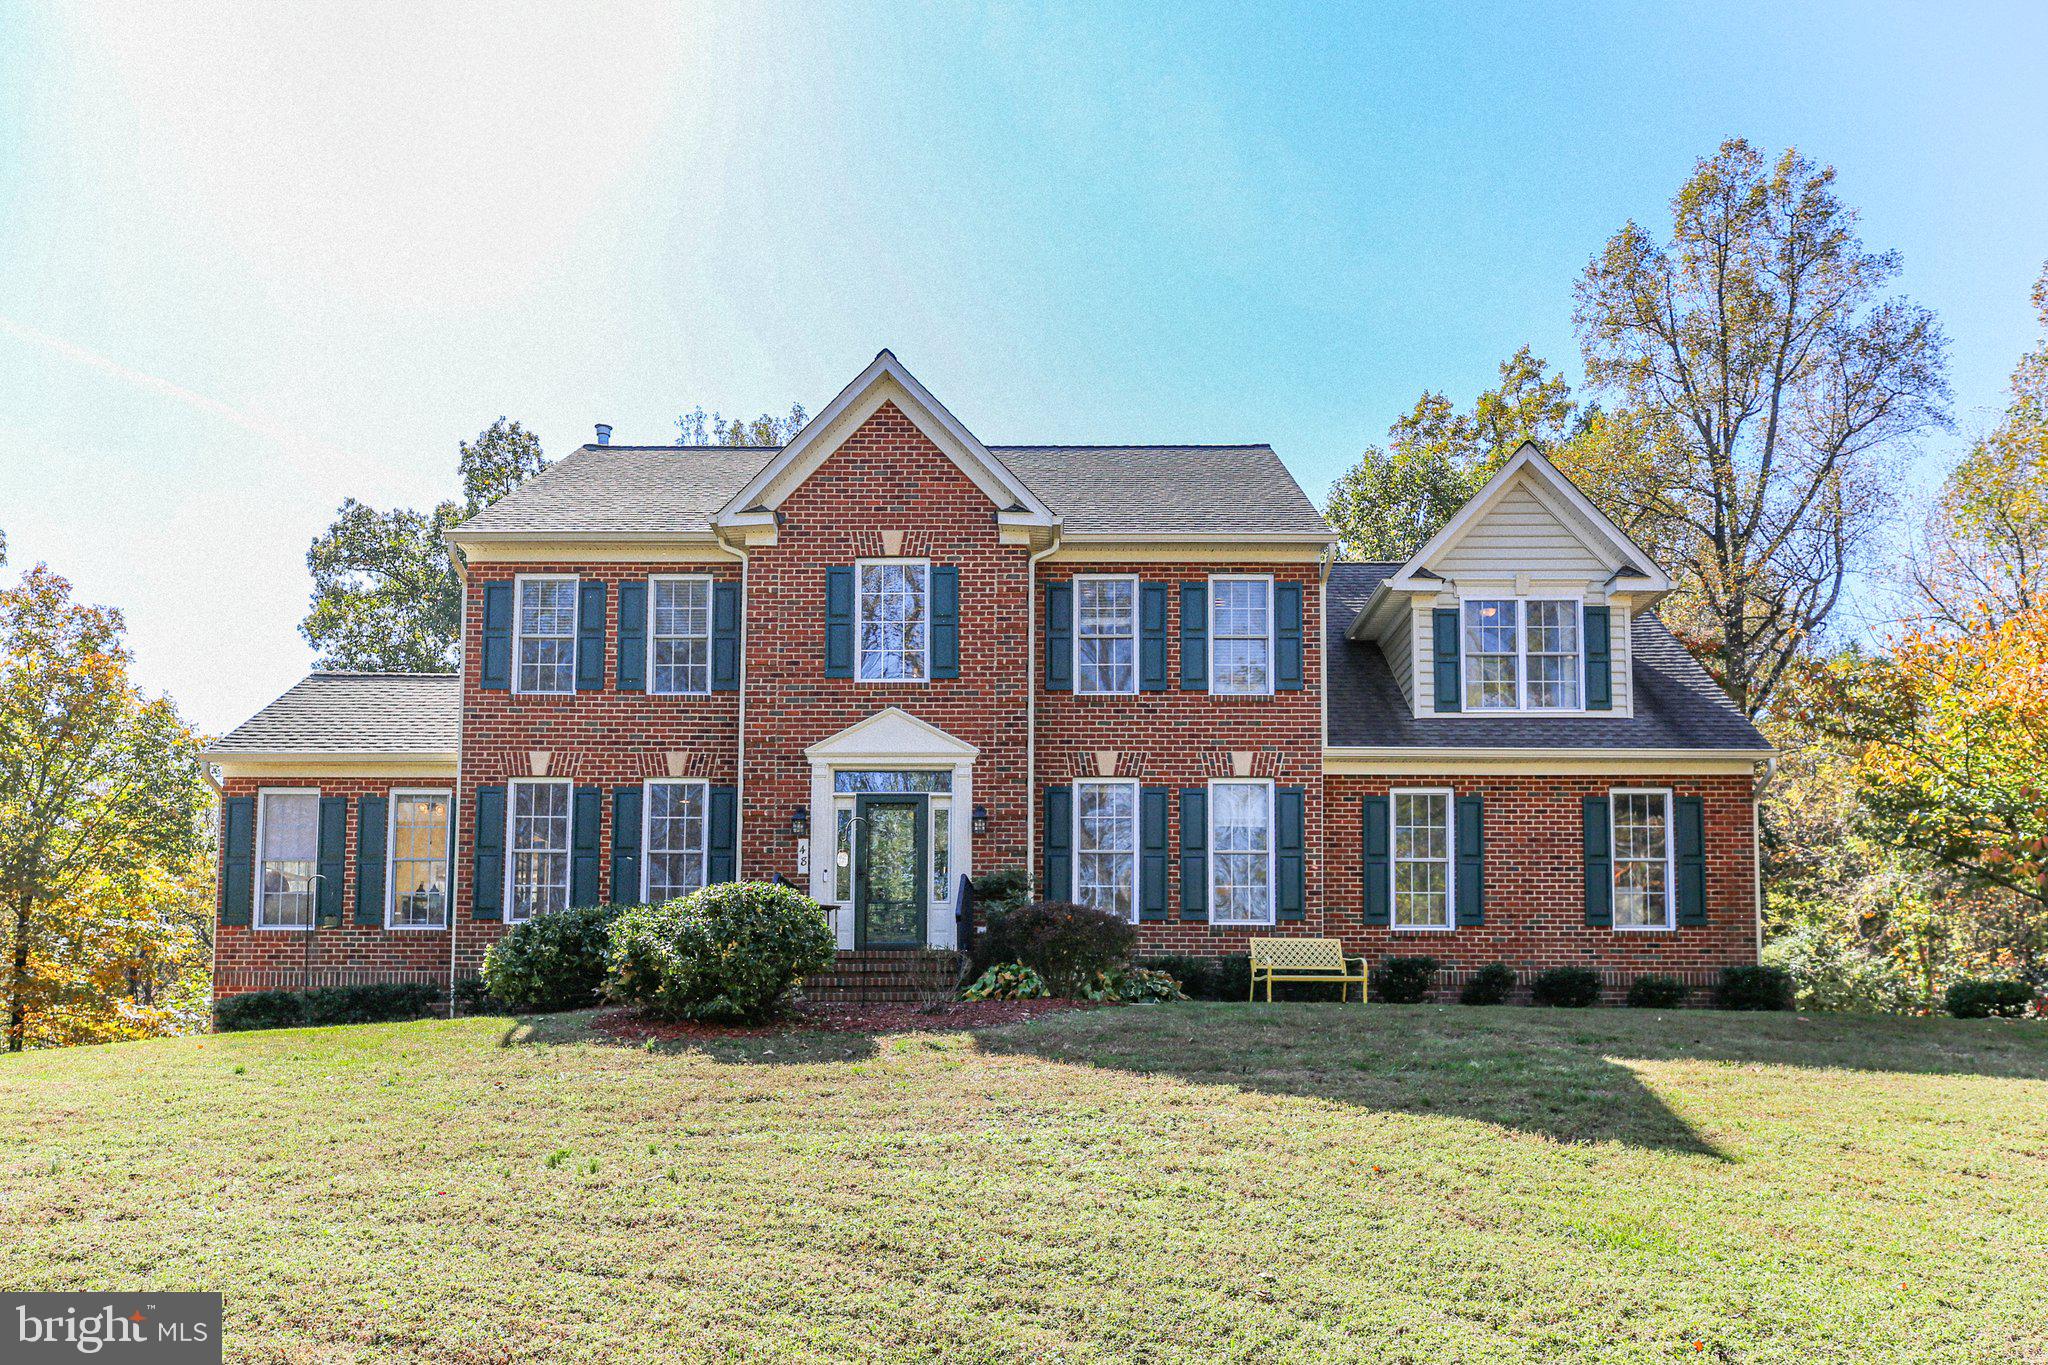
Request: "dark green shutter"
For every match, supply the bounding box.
[617,580,647,692]
[712,581,742,691]
[708,785,737,883]
[220,796,255,926]
[1139,583,1168,691]
[930,566,959,680]
[480,582,513,691]
[1454,795,1484,926]
[1139,787,1169,920]
[355,795,387,926]
[1432,608,1461,712]
[1583,796,1613,927]
[1361,795,1390,925]
[611,786,643,905]
[1044,582,1072,691]
[1276,582,1304,691]
[1179,583,1208,691]
[571,786,602,907]
[472,785,506,920]
[576,580,607,692]
[315,795,347,926]
[1584,605,1612,710]
[1675,795,1706,925]
[825,567,854,678]
[1042,786,1072,902]
[1276,786,1305,920]
[1178,787,1207,920]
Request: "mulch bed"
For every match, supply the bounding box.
[589,997,1092,1043]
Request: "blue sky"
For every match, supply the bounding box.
[2,1,2043,734]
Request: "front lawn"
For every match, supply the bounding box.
[4,1006,2045,1361]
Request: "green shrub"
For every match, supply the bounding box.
[1625,974,1688,1009]
[606,882,835,1023]
[1071,966,1188,1003]
[1762,923,1922,1014]
[1459,963,1516,1006]
[214,990,306,1033]
[1714,965,1795,1012]
[970,868,1032,916]
[214,982,442,1032]
[973,901,1135,995]
[451,975,508,1015]
[1373,956,1440,1004]
[1529,967,1602,1008]
[961,963,1050,1001]
[1139,954,1257,1001]
[482,902,627,1011]
[1944,978,2034,1019]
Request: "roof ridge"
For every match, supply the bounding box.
[576,444,785,453]
[991,442,1274,451]
[306,670,459,679]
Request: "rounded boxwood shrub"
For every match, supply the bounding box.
[1626,973,1689,1009]
[482,902,627,1012]
[1373,955,1441,1004]
[1944,978,2033,1019]
[1529,966,1602,1008]
[1459,963,1517,1006]
[606,882,835,1023]
[973,900,1135,995]
[1714,964,1795,1012]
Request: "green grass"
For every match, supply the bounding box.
[4,1006,2047,1362]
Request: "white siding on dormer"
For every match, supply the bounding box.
[1400,592,1634,718]
[1377,601,1416,711]
[1430,484,1611,580]
[1609,600,1632,715]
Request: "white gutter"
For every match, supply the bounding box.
[713,526,752,880]
[1024,524,1064,893]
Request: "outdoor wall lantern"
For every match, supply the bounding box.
[972,805,989,837]
[788,806,810,839]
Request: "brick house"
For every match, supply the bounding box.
[206,352,1772,1000]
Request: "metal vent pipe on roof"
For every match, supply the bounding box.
[594,423,612,446]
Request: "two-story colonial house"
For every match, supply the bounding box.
[206,352,1772,1001]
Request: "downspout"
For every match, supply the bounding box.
[713,527,751,881]
[1024,523,1063,894]
[1751,755,1777,961]
[447,542,467,1016]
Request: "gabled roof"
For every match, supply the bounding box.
[1324,563,1769,752]
[456,446,776,536]
[1002,446,1329,538]
[206,673,461,758]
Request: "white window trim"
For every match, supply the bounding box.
[1073,777,1141,923]
[1073,574,1140,696]
[1610,787,1676,933]
[254,787,321,931]
[1460,594,1588,714]
[384,789,452,931]
[1208,777,1276,926]
[512,573,580,697]
[854,557,932,685]
[504,777,572,924]
[1209,574,1275,697]
[646,574,715,697]
[641,778,711,903]
[1387,787,1456,932]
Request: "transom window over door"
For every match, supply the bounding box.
[1211,576,1273,695]
[1391,790,1452,929]
[1209,780,1274,924]
[857,561,929,682]
[1076,577,1137,694]
[508,780,570,922]
[644,780,708,901]
[651,576,712,695]
[516,576,578,694]
[1074,781,1137,921]
[257,790,319,929]
[1612,789,1673,929]
[388,791,451,928]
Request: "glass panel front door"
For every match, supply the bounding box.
[855,795,927,948]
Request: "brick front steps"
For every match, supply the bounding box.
[801,950,963,1004]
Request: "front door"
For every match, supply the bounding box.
[854,794,927,948]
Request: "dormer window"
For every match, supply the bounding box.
[1463,598,1582,711]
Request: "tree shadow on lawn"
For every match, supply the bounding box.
[502,1008,885,1065]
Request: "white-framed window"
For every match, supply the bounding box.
[1611,788,1674,930]
[1210,575,1273,696]
[1075,576,1138,694]
[1209,779,1274,925]
[828,770,953,909]
[1074,779,1139,922]
[515,574,579,695]
[386,790,451,929]
[856,559,929,683]
[1390,789,1453,930]
[650,575,713,696]
[643,779,709,902]
[506,779,571,922]
[255,788,320,930]
[1463,597,1584,711]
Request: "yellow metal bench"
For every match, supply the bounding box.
[1248,937,1368,1003]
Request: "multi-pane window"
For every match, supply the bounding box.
[508,780,570,922]
[1463,598,1585,710]
[857,561,928,682]
[828,770,953,908]
[1391,790,1452,929]
[1209,780,1274,925]
[644,780,708,902]
[1525,601,1581,709]
[1074,781,1138,922]
[1076,577,1137,694]
[257,790,319,928]
[387,791,450,928]
[1211,577,1273,695]
[1612,790,1673,929]
[651,576,712,696]
[1463,600,1519,709]
[931,803,951,908]
[516,576,578,694]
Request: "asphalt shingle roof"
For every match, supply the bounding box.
[1324,563,1770,751]
[456,443,1331,538]
[207,673,461,756]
